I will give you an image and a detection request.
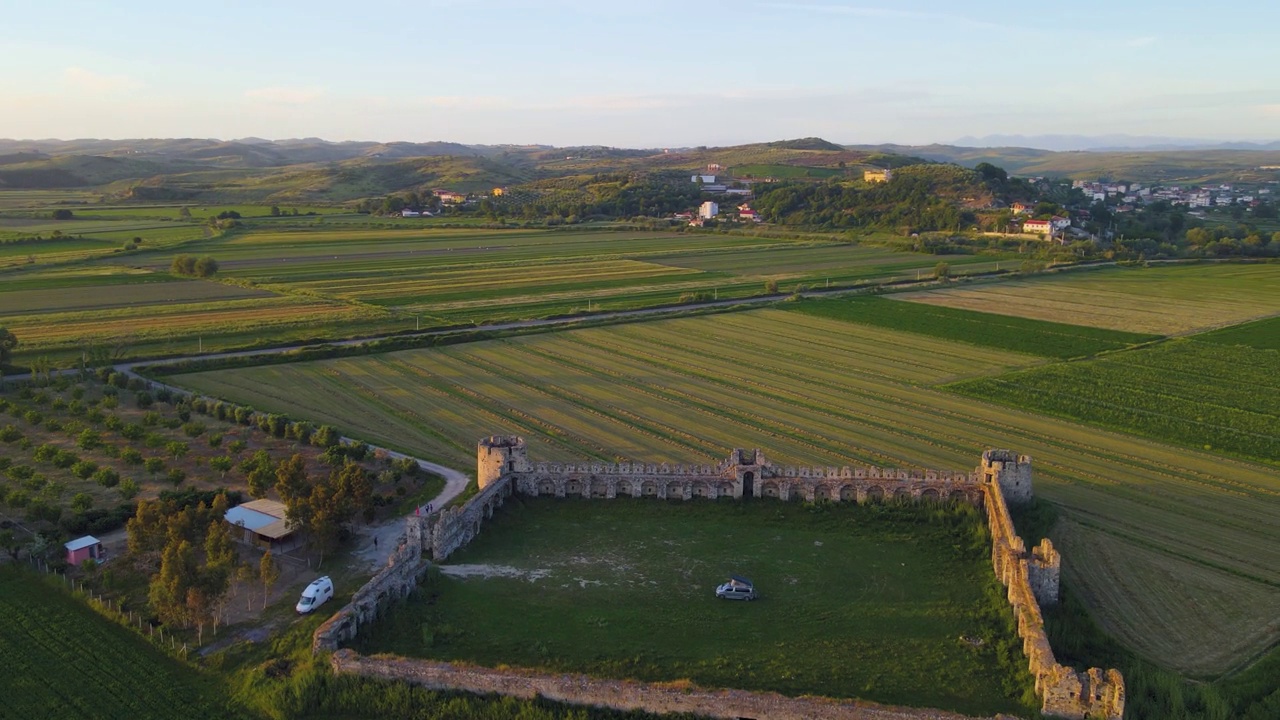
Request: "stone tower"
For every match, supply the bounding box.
[477,436,530,490]
[1028,537,1061,606]
[981,449,1033,504]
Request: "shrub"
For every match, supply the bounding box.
[85,409,105,424]
[144,433,165,449]
[33,444,60,462]
[71,460,98,480]
[118,478,139,500]
[52,450,79,468]
[100,443,120,459]
[98,394,118,409]
[23,410,43,425]
[92,467,120,488]
[120,448,144,465]
[141,411,161,427]
[5,489,30,507]
[76,428,101,451]
[134,391,153,409]
[6,464,34,481]
[143,457,164,476]
[120,423,146,441]
[207,433,223,448]
[182,421,206,438]
[227,439,247,454]
[0,425,22,443]
[103,415,123,431]
[43,418,63,432]
[70,493,94,513]
[166,468,186,486]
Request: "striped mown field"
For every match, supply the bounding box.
[898,263,1280,334]
[173,309,1280,676]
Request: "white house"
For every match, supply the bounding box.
[401,209,421,218]
[692,174,717,184]
[699,201,719,219]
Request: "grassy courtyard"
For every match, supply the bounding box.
[357,497,1037,717]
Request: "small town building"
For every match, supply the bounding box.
[225,498,301,552]
[492,187,506,196]
[65,536,104,565]
[699,201,719,219]
[1022,219,1053,235]
[400,209,421,218]
[864,168,892,183]
[435,190,467,204]
[1011,202,1033,215]
[691,174,717,184]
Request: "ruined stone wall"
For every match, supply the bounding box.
[313,516,430,653]
[984,477,1124,720]
[427,472,515,561]
[330,650,1008,720]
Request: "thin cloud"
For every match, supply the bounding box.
[244,86,325,104]
[756,2,1016,31]
[62,67,141,94]
[1126,36,1157,48]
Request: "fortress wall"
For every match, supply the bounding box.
[330,649,1006,720]
[314,516,429,653]
[983,481,1124,720]
[428,474,515,561]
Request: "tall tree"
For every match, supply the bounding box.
[259,550,279,610]
[0,327,16,365]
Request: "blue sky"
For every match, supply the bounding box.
[2,0,1278,146]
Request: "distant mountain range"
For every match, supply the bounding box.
[950,134,1280,152]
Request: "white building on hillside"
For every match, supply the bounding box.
[699,201,719,219]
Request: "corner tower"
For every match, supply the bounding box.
[477,436,530,490]
[981,449,1033,504]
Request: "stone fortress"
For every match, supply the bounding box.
[319,437,1125,720]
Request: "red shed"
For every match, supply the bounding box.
[65,536,104,565]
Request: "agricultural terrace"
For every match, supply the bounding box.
[788,296,1157,358]
[0,565,236,720]
[359,498,1036,717]
[898,263,1280,335]
[949,339,1280,465]
[171,309,1280,676]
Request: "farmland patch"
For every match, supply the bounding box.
[899,264,1280,334]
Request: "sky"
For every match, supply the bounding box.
[2,0,1279,147]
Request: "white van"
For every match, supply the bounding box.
[296,576,334,614]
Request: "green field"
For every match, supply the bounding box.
[1198,315,1280,350]
[0,566,235,720]
[171,309,1280,677]
[788,295,1158,358]
[900,263,1280,334]
[359,497,1034,716]
[948,339,1280,464]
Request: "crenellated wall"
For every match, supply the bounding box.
[984,466,1123,720]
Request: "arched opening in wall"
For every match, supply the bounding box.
[591,479,608,498]
[742,471,755,498]
[719,482,734,498]
[865,485,884,502]
[949,489,968,504]
[692,482,709,498]
[788,485,807,502]
[761,482,779,498]
[667,482,684,498]
[813,485,832,503]
[642,481,658,497]
[538,480,556,496]
[484,502,493,519]
[567,479,581,496]
[921,488,941,503]
[839,484,857,502]
[893,487,912,502]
